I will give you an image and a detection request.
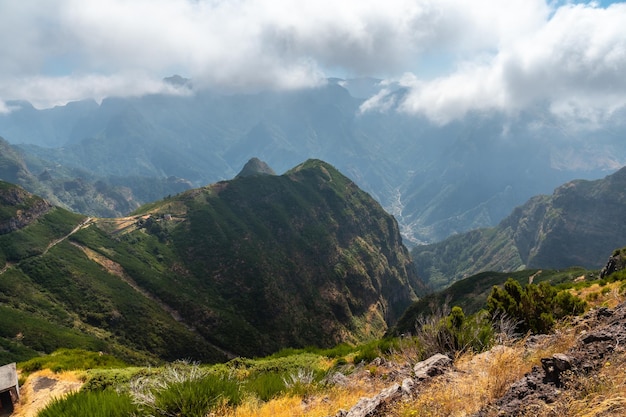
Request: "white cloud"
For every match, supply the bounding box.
[365,2,626,124]
[0,73,191,109]
[0,0,623,122]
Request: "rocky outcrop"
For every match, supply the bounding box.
[472,304,626,416]
[0,184,52,234]
[600,248,626,278]
[332,354,452,417]
[235,157,276,178]
[414,167,626,290]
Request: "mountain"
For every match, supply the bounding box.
[1,80,622,244]
[0,159,421,364]
[412,167,626,290]
[235,157,276,178]
[0,136,192,217]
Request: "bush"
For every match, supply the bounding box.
[353,339,399,364]
[487,278,586,334]
[415,306,494,357]
[244,372,286,401]
[148,376,241,417]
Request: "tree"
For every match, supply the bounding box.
[487,278,586,334]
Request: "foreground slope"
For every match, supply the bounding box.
[0,159,421,362]
[413,166,626,290]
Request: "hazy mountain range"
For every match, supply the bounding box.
[1,78,623,245]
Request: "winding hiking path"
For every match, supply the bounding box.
[42,216,93,255]
[0,217,93,275]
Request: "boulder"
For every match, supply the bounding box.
[413,353,452,380]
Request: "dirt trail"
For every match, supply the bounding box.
[12,370,82,417]
[71,242,187,321]
[42,217,92,255]
[70,242,236,360]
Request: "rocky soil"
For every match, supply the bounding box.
[12,370,81,417]
[331,300,626,417]
[473,303,626,416]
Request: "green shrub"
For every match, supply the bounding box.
[353,339,399,364]
[415,306,494,357]
[487,278,586,334]
[37,390,137,417]
[148,376,241,417]
[131,362,242,417]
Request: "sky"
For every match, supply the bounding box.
[0,0,625,125]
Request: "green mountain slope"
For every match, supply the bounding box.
[0,159,421,362]
[0,136,191,217]
[413,167,626,290]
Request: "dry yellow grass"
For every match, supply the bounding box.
[393,328,580,417]
[222,383,386,417]
[572,281,624,309]
[522,349,626,417]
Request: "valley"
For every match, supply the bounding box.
[1,80,623,244]
[1,2,625,415]
[2,155,626,416]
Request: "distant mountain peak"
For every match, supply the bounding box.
[236,157,276,178]
[163,75,192,89]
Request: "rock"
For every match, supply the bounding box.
[413,354,452,380]
[326,372,350,387]
[551,354,573,372]
[343,384,401,417]
[331,353,453,417]
[582,331,614,344]
[541,354,574,386]
[473,301,626,416]
[370,357,385,366]
[401,378,415,396]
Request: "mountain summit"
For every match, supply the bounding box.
[0,159,421,363]
[235,157,276,178]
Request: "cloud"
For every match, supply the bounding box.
[0,73,192,109]
[364,2,626,124]
[0,0,623,122]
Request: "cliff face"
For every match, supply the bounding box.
[506,167,626,269]
[0,182,52,234]
[413,167,626,290]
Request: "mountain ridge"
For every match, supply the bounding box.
[2,81,622,244]
[413,166,626,290]
[0,159,421,363]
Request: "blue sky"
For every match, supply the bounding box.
[0,0,624,125]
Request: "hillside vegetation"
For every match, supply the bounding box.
[413,166,626,290]
[0,159,421,363]
[0,136,192,217]
[18,248,626,417]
